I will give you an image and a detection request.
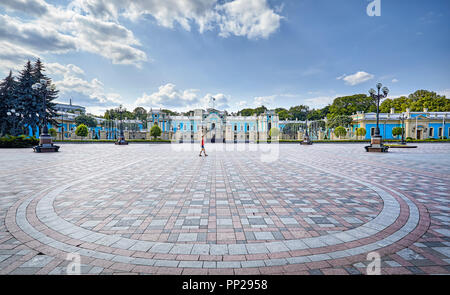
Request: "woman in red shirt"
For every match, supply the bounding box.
[199,134,208,157]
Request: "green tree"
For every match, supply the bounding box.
[104,107,134,120]
[334,126,347,139]
[326,114,352,129]
[75,114,97,127]
[160,109,179,116]
[0,71,18,136]
[150,124,162,139]
[392,127,403,138]
[276,109,292,120]
[16,61,38,136]
[288,105,309,120]
[75,124,88,138]
[380,91,449,113]
[281,123,302,137]
[133,107,147,120]
[32,59,59,127]
[269,127,280,139]
[254,105,268,115]
[307,108,326,120]
[238,108,255,116]
[356,127,366,139]
[49,128,57,138]
[329,94,376,117]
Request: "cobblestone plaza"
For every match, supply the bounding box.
[0,143,449,275]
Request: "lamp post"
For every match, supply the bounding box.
[300,109,312,145]
[60,112,64,140]
[7,109,22,136]
[365,83,389,152]
[400,113,406,145]
[115,105,128,145]
[31,79,59,152]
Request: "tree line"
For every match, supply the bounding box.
[0,59,58,136]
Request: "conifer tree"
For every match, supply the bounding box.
[16,61,38,136]
[0,71,18,136]
[32,58,59,127]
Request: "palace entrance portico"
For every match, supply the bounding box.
[204,112,225,143]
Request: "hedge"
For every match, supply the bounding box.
[53,139,172,143]
[0,135,39,148]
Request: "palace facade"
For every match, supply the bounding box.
[352,108,449,140]
[147,108,279,142]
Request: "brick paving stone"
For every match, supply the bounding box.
[0,143,448,275]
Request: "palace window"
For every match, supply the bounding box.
[429,127,434,137]
[370,127,375,136]
[438,127,443,137]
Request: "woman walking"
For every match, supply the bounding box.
[199,134,208,157]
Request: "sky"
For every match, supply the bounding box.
[0,0,449,115]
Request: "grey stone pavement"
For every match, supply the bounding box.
[0,143,449,275]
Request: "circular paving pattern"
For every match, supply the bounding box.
[6,144,430,273]
[53,159,383,243]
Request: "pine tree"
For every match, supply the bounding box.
[17,61,39,136]
[32,58,59,129]
[0,71,18,136]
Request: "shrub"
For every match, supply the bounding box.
[356,127,366,139]
[392,127,403,138]
[334,126,347,138]
[269,127,280,138]
[75,124,88,138]
[0,135,39,148]
[150,124,162,139]
[49,128,57,138]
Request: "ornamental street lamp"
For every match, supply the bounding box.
[365,83,389,152]
[115,104,128,145]
[7,109,22,136]
[400,113,407,145]
[369,83,389,137]
[32,79,59,152]
[300,109,312,145]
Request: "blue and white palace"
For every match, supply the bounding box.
[36,102,449,142]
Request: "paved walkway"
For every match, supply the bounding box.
[0,143,449,275]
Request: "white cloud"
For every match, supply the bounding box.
[438,89,450,98]
[0,0,282,74]
[46,62,85,76]
[135,84,233,111]
[0,0,49,17]
[70,0,282,39]
[304,96,335,109]
[0,1,147,67]
[392,78,399,83]
[254,95,275,107]
[49,62,121,112]
[216,0,282,39]
[236,100,249,109]
[135,83,200,109]
[0,41,38,75]
[253,93,300,108]
[202,93,230,109]
[337,71,374,86]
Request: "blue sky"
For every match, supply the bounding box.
[0,0,449,115]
